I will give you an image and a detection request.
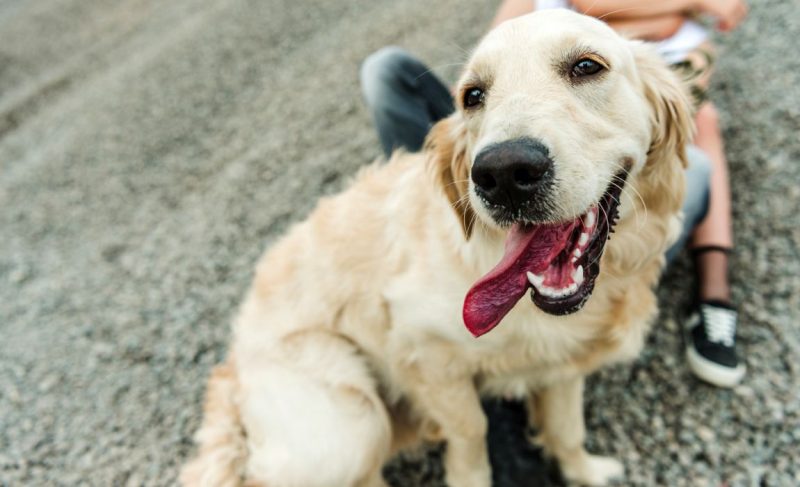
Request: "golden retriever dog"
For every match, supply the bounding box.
[182,9,691,487]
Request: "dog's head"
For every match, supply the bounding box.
[426,10,692,336]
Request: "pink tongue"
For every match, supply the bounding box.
[462,223,573,337]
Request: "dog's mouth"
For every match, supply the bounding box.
[463,172,627,337]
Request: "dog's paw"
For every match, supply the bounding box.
[445,470,492,487]
[561,454,624,486]
[445,456,492,487]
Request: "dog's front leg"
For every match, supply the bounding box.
[410,377,490,487]
[532,376,624,486]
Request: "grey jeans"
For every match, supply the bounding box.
[360,46,710,262]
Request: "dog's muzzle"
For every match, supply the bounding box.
[471,137,555,222]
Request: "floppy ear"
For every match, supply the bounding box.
[425,114,477,239]
[632,42,695,216]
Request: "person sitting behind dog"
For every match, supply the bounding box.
[362,0,747,392]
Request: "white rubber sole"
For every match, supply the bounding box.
[686,346,746,388]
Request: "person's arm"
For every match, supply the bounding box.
[572,0,747,31]
[606,14,685,41]
[570,0,699,20]
[697,0,748,31]
[490,0,535,28]
[489,0,689,40]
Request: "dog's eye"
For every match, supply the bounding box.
[463,87,485,109]
[571,58,604,78]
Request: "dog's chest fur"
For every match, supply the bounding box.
[320,158,657,401]
[381,231,651,399]
[237,154,660,413]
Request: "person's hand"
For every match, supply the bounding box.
[697,0,748,31]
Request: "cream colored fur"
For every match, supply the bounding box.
[182,10,692,487]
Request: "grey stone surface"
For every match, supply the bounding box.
[1,0,798,485]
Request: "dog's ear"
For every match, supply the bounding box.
[425,114,477,239]
[633,41,694,215]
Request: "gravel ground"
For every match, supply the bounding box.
[1,0,798,485]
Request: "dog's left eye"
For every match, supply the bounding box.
[463,88,485,109]
[571,58,604,78]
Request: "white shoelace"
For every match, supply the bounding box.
[701,305,738,347]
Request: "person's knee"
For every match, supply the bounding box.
[684,145,712,224]
[686,145,712,182]
[666,145,712,263]
[359,46,417,104]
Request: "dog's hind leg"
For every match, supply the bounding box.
[181,360,248,487]
[238,329,392,487]
[531,376,624,487]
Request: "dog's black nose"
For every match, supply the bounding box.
[471,138,554,208]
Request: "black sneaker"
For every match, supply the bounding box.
[684,301,745,387]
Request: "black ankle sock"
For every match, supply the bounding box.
[691,246,733,306]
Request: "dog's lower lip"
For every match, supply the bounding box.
[525,172,627,316]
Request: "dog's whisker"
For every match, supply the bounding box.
[606,181,640,229]
[578,0,600,16]
[623,184,649,221]
[446,41,473,60]
[609,160,648,211]
[444,178,471,189]
[414,62,468,82]
[596,267,625,285]
[607,161,649,229]
[596,6,649,21]
[615,181,649,230]
[467,211,480,233]
[624,191,643,230]
[578,0,650,29]
[620,186,645,230]
[455,193,472,209]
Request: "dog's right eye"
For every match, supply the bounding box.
[570,57,607,79]
[463,88,485,109]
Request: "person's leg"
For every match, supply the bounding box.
[668,40,744,387]
[690,101,734,302]
[682,101,745,387]
[672,46,734,302]
[360,46,454,158]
